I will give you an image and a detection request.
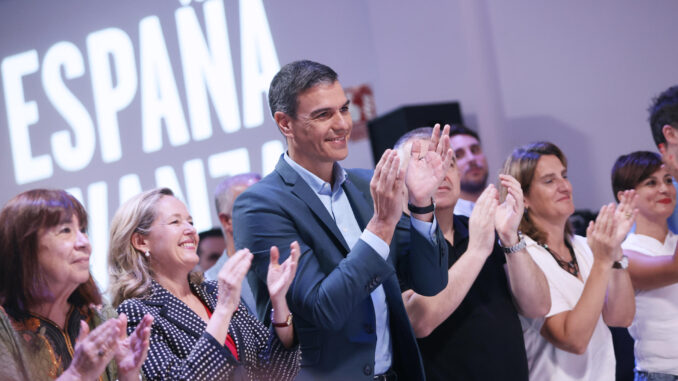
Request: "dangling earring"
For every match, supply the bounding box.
[144,250,150,258]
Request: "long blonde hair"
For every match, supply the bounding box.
[108,188,202,307]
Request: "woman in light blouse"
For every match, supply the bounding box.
[502,142,635,380]
[612,151,678,380]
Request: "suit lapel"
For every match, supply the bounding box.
[276,157,350,253]
[190,281,216,310]
[343,172,373,231]
[147,281,206,340]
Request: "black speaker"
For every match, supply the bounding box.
[367,102,463,164]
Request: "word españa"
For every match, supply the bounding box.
[1,0,280,185]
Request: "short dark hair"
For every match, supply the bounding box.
[268,60,338,119]
[449,124,480,142]
[501,141,573,244]
[611,151,663,202]
[649,85,678,146]
[197,227,224,257]
[0,189,101,320]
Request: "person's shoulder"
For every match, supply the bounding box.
[237,172,285,201]
[116,297,153,318]
[346,167,373,180]
[571,234,588,247]
[345,168,373,192]
[453,214,470,226]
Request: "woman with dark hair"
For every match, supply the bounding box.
[108,188,300,381]
[0,189,153,381]
[502,142,635,380]
[612,151,678,380]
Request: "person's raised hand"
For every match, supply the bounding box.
[114,313,153,381]
[587,203,620,266]
[468,184,498,258]
[267,241,300,302]
[405,124,454,209]
[612,190,638,248]
[367,149,405,243]
[216,249,252,315]
[59,318,121,381]
[495,175,525,246]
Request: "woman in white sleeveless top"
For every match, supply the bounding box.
[502,141,636,381]
[612,151,678,381]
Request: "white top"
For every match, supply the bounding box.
[520,235,616,381]
[622,232,678,375]
[453,198,475,217]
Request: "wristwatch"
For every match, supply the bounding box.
[408,199,435,214]
[613,255,629,270]
[271,308,293,327]
[498,232,526,254]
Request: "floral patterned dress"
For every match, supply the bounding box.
[0,304,119,380]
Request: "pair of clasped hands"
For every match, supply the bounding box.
[59,312,153,381]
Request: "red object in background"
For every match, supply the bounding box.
[345,84,376,141]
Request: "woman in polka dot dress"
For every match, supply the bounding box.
[108,188,301,381]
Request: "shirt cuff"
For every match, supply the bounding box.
[410,215,438,243]
[360,230,390,260]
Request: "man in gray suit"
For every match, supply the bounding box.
[233,60,452,380]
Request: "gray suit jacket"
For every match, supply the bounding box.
[233,156,448,381]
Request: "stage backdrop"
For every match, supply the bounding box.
[3,0,678,291]
[0,0,377,289]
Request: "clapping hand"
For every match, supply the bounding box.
[612,190,638,247]
[367,149,405,243]
[61,315,123,381]
[587,204,620,265]
[468,185,498,258]
[405,124,454,209]
[115,313,153,381]
[216,249,253,314]
[495,175,525,246]
[267,241,301,302]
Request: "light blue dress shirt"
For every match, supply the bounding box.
[283,153,436,374]
[452,198,475,218]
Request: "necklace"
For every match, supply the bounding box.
[539,240,579,277]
